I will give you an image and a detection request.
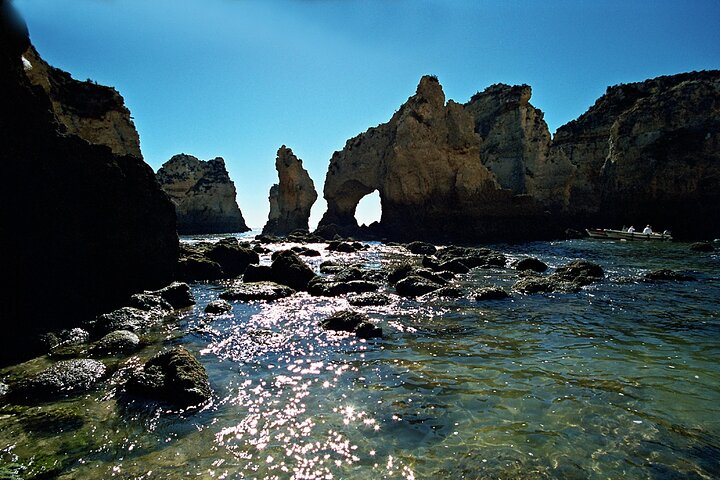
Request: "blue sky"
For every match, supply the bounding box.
[14,0,720,229]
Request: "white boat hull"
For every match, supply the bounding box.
[586,228,673,241]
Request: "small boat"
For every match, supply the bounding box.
[586,228,673,241]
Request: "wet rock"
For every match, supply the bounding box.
[292,246,322,257]
[177,255,224,282]
[0,382,8,398]
[327,241,359,253]
[553,260,604,286]
[438,259,470,274]
[395,275,443,297]
[347,292,392,306]
[308,278,379,297]
[643,269,696,282]
[475,286,510,300]
[149,282,196,309]
[319,261,345,274]
[124,347,211,407]
[515,257,548,272]
[204,300,233,314]
[243,264,275,282]
[270,250,317,290]
[512,275,580,294]
[12,359,107,401]
[406,241,437,255]
[334,267,366,282]
[430,286,464,297]
[87,307,163,336]
[204,238,260,277]
[319,310,382,339]
[387,263,416,285]
[220,282,296,301]
[690,242,714,252]
[128,293,173,312]
[90,330,140,356]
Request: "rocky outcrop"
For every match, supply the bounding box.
[156,154,250,234]
[319,76,546,241]
[549,72,720,239]
[1,2,178,365]
[21,46,141,158]
[319,72,720,241]
[262,145,318,235]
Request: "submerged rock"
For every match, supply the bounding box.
[475,286,511,300]
[12,359,107,401]
[395,275,443,297]
[512,275,581,294]
[204,300,233,314]
[689,242,714,252]
[515,257,548,273]
[347,292,392,306]
[220,282,296,302]
[643,269,696,282]
[124,347,211,407]
[319,310,382,339]
[553,260,604,286]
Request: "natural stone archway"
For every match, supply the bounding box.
[354,190,382,227]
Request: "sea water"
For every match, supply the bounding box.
[1,234,718,479]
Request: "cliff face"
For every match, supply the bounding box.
[0,1,178,364]
[262,146,317,235]
[156,154,250,234]
[550,72,720,238]
[22,46,142,158]
[319,72,720,241]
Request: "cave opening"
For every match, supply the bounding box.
[354,190,382,227]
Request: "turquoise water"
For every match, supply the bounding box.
[1,235,719,479]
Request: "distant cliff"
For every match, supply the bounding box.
[156,154,250,234]
[1,1,178,364]
[262,145,317,235]
[318,72,720,241]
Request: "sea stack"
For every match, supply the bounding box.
[262,145,318,235]
[156,154,250,234]
[1,1,178,364]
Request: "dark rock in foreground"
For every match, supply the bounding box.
[220,282,296,302]
[11,359,107,401]
[125,347,211,408]
[689,242,714,252]
[204,300,233,314]
[475,286,511,300]
[270,250,317,291]
[643,269,695,282]
[319,310,382,339]
[90,330,140,356]
[395,275,443,297]
[515,257,548,273]
[347,292,392,306]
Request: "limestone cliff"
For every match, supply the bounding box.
[262,145,317,235]
[319,76,547,240]
[549,71,720,238]
[1,1,178,364]
[319,72,720,241]
[156,154,250,234]
[22,45,141,158]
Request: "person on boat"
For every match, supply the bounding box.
[643,225,653,234]
[627,226,635,233]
